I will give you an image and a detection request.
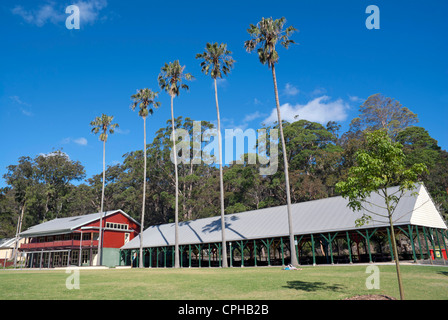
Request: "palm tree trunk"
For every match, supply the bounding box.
[97,139,106,266]
[215,78,228,268]
[271,64,298,266]
[13,203,26,268]
[139,116,147,268]
[171,95,180,268]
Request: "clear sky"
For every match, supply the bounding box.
[1,0,447,186]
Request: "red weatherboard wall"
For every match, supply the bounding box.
[76,211,140,249]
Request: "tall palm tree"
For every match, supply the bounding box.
[244,17,299,266]
[158,60,193,268]
[130,88,160,268]
[90,114,119,266]
[196,43,234,268]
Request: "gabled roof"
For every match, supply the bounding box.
[121,183,447,250]
[20,209,139,237]
[0,238,20,249]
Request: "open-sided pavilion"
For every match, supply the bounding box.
[120,183,448,268]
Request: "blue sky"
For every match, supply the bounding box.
[0,0,447,186]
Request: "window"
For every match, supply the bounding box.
[81,250,89,264]
[55,235,62,241]
[82,233,91,241]
[53,253,60,265]
[73,234,80,240]
[62,252,68,266]
[71,251,79,265]
[106,222,129,230]
[63,234,70,240]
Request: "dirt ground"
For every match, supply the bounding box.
[344,294,397,300]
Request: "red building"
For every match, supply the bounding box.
[19,210,140,268]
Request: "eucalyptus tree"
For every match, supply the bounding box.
[130,88,160,268]
[90,114,119,266]
[244,17,299,265]
[196,42,235,267]
[158,60,193,268]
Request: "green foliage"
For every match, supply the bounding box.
[90,114,119,142]
[130,88,160,118]
[1,94,447,238]
[244,17,297,68]
[158,60,194,97]
[336,130,427,226]
[349,93,418,140]
[196,42,234,80]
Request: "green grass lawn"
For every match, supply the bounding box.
[0,264,447,300]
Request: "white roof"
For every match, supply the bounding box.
[121,183,447,250]
[20,209,139,237]
[0,238,20,249]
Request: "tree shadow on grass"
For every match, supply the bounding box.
[437,271,448,277]
[283,281,345,292]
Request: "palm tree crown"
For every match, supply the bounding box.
[90,114,119,142]
[130,88,161,118]
[196,42,235,79]
[244,17,297,68]
[158,60,194,97]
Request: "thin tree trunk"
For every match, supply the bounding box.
[271,64,298,266]
[171,95,180,268]
[215,78,228,268]
[97,139,106,266]
[386,192,405,300]
[139,116,147,268]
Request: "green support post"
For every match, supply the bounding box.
[188,244,192,268]
[365,229,372,263]
[386,227,394,261]
[280,238,285,266]
[239,241,246,267]
[163,246,167,268]
[434,229,446,263]
[398,225,417,262]
[442,230,448,260]
[415,226,424,260]
[295,235,304,266]
[346,232,353,263]
[320,233,338,264]
[229,242,233,267]
[356,229,376,263]
[261,239,273,266]
[429,228,437,260]
[422,227,432,263]
[407,225,418,262]
[311,234,316,266]
[253,240,257,267]
[208,244,211,268]
[179,246,184,268]
[213,243,221,267]
[195,244,202,268]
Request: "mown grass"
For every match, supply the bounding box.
[0,264,447,300]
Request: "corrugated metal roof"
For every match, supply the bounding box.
[121,183,447,250]
[20,209,139,237]
[0,238,19,248]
